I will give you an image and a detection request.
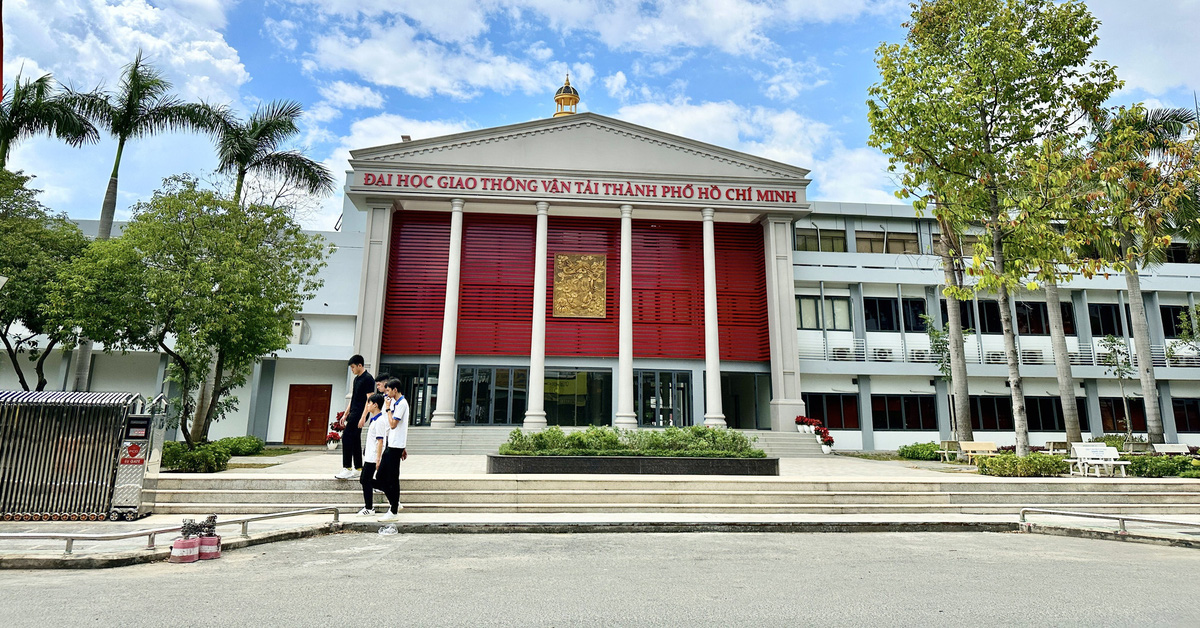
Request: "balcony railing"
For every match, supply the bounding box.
[799,336,1199,368]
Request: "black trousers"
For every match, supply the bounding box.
[377,447,404,514]
[342,428,363,469]
[360,462,377,510]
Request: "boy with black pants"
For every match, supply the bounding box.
[336,355,374,480]
[377,378,410,522]
[357,393,388,517]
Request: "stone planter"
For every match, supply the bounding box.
[487,455,779,476]
[821,445,833,455]
[796,424,807,433]
[326,441,338,450]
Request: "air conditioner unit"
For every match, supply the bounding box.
[290,319,311,345]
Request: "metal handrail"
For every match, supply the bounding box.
[1019,508,1200,535]
[0,507,341,555]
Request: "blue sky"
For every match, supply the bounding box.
[5,1,1200,229]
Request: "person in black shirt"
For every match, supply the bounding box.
[335,354,375,479]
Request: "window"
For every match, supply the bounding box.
[797,296,852,331]
[1162,305,1187,339]
[855,231,886,253]
[1024,396,1090,432]
[863,297,899,332]
[795,228,846,253]
[1173,398,1200,433]
[886,232,920,254]
[978,300,1003,334]
[1165,243,1192,264]
[872,394,937,430]
[970,396,1014,431]
[940,299,976,329]
[1089,303,1130,337]
[902,299,928,332]
[1015,302,1076,336]
[801,393,860,429]
[1098,397,1146,432]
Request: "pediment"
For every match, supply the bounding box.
[350,113,810,182]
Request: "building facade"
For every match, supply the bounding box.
[6,92,1200,450]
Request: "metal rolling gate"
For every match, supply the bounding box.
[0,391,162,522]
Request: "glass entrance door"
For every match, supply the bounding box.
[635,370,693,427]
[455,367,528,425]
[378,364,438,426]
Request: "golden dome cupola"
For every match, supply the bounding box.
[553,74,579,117]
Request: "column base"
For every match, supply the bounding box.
[613,413,638,429]
[430,411,457,428]
[523,411,548,431]
[769,399,807,432]
[702,413,727,428]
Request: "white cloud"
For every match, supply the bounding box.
[777,0,907,23]
[151,0,236,29]
[759,56,830,101]
[1088,0,1200,97]
[311,113,475,228]
[527,41,554,62]
[6,0,249,104]
[604,71,630,100]
[318,81,385,109]
[615,99,897,201]
[262,18,299,52]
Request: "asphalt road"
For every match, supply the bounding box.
[3,532,1198,627]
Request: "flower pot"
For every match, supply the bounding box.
[821,445,832,454]
[796,424,806,433]
[326,442,338,450]
[815,435,822,444]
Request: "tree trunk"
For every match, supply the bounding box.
[990,222,1029,456]
[1125,267,1165,443]
[191,351,222,443]
[1044,277,1082,443]
[72,140,125,392]
[937,219,973,442]
[33,338,58,391]
[1,330,31,391]
[233,169,246,206]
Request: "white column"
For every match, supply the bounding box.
[524,202,550,430]
[614,204,638,428]
[763,214,806,430]
[430,198,465,428]
[701,207,726,427]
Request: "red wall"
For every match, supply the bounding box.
[381,211,768,362]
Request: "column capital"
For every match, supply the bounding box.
[701,207,715,221]
[620,204,633,218]
[451,198,465,211]
[535,201,550,215]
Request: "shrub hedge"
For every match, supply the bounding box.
[162,441,232,473]
[977,453,1068,477]
[1121,454,1197,478]
[214,436,265,456]
[1089,434,1146,449]
[499,425,765,458]
[897,442,940,461]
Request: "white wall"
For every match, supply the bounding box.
[90,352,161,397]
[0,350,66,391]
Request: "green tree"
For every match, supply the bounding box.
[867,0,1119,455]
[1098,335,1136,445]
[0,73,97,168]
[1084,105,1200,444]
[214,100,333,205]
[69,51,226,390]
[52,176,329,445]
[922,313,974,438]
[0,169,89,390]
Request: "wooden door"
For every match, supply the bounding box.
[284,384,333,445]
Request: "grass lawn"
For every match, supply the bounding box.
[251,448,303,457]
[838,451,906,461]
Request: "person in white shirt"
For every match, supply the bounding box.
[376,378,410,521]
[357,393,389,516]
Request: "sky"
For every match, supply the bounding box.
[5,0,1200,230]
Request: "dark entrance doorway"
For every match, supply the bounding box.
[635,370,692,427]
[283,384,332,445]
[455,367,529,425]
[379,364,438,426]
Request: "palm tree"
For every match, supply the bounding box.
[73,51,225,241]
[69,51,224,391]
[0,73,97,168]
[214,100,334,205]
[1088,106,1198,444]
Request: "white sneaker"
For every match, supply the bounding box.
[334,469,353,480]
[373,488,384,494]
[350,469,362,479]
[356,508,375,516]
[378,511,398,522]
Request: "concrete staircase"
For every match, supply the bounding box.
[152,475,1200,515]
[400,427,821,458]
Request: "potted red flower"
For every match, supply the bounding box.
[326,431,341,450]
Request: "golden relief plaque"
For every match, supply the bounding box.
[553,253,607,318]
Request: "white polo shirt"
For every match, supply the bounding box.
[386,395,410,449]
[363,412,388,464]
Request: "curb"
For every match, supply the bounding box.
[1019,523,1200,549]
[341,521,1021,534]
[0,522,342,570]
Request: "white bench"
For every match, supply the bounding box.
[1068,443,1130,477]
[1152,443,1192,455]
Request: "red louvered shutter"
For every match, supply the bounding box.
[456,214,535,355]
[715,223,769,361]
[632,220,705,359]
[382,211,450,355]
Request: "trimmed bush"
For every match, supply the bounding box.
[897,442,940,461]
[977,453,1068,477]
[1123,454,1196,478]
[161,441,232,473]
[1089,434,1145,450]
[499,425,765,458]
[215,435,265,456]
[1180,471,1200,479]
